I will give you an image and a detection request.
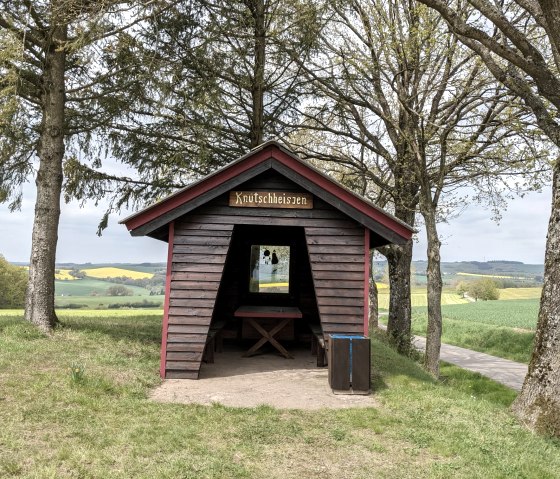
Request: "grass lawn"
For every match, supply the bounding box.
[1,312,559,478]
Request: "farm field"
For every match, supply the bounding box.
[45,264,167,310]
[55,295,165,309]
[436,299,539,330]
[498,287,542,300]
[377,288,469,310]
[378,287,541,363]
[54,269,78,280]
[82,266,154,279]
[55,278,150,297]
[1,312,559,477]
[377,286,542,310]
[456,272,525,280]
[55,262,165,274]
[410,299,538,363]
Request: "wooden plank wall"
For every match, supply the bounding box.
[304,224,366,337]
[185,197,366,338]
[164,171,368,378]
[165,220,234,378]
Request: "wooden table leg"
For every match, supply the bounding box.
[243,318,294,359]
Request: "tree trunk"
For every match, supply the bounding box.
[24,23,67,333]
[422,199,443,377]
[384,239,413,353]
[512,162,560,437]
[250,0,265,148]
[369,251,379,332]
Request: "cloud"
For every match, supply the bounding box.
[414,188,551,264]
[0,181,167,263]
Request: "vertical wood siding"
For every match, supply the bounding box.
[163,171,371,378]
[165,220,234,378]
[305,222,366,337]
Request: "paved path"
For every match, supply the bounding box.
[412,335,528,391]
[379,325,528,391]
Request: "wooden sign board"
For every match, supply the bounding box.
[229,191,313,209]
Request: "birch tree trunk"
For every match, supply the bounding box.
[512,162,560,436]
[24,23,67,333]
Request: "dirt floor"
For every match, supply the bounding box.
[150,345,377,409]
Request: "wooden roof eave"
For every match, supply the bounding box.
[121,142,414,246]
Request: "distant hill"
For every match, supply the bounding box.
[373,260,544,286]
[414,260,543,276]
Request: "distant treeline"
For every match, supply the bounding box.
[102,275,166,294]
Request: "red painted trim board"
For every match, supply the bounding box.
[125,149,272,231]
[273,149,412,239]
[364,228,370,337]
[160,221,174,378]
[124,144,412,241]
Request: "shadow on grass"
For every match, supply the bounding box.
[0,314,46,340]
[439,363,518,407]
[371,330,435,393]
[59,315,162,345]
[371,330,518,407]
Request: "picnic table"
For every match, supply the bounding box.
[234,305,302,359]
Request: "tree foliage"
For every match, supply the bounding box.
[106,285,133,297]
[285,0,545,367]
[418,0,560,437]
[63,0,322,227]
[0,0,164,331]
[0,256,27,308]
[467,278,500,301]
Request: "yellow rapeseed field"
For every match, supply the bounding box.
[498,287,542,300]
[457,272,525,280]
[82,267,154,279]
[55,269,78,280]
[377,287,470,309]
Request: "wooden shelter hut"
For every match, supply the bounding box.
[121,142,413,379]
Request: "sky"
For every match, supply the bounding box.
[0,180,552,265]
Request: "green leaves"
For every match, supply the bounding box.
[0,256,27,308]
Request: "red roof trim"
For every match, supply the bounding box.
[123,143,413,241]
[124,148,273,231]
[363,228,370,337]
[272,149,412,239]
[160,221,174,378]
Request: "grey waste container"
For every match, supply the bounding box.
[328,334,371,394]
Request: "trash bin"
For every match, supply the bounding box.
[328,334,371,394]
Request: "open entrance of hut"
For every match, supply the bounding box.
[209,224,320,364]
[121,141,414,381]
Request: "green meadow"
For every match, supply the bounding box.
[1,311,559,478]
[378,289,541,363]
[411,299,538,363]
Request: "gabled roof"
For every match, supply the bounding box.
[120,141,414,246]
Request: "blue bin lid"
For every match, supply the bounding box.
[329,334,368,340]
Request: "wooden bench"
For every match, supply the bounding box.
[203,320,226,363]
[310,324,327,367]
